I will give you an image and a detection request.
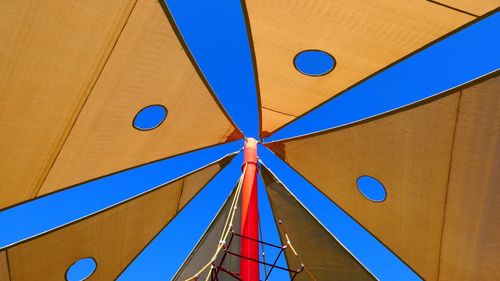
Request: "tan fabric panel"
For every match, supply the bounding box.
[177,163,226,211]
[244,0,477,132]
[271,93,460,279]
[6,160,224,281]
[0,251,9,281]
[0,0,136,209]
[261,108,296,137]
[438,77,500,280]
[261,168,375,281]
[38,0,238,194]
[431,0,500,16]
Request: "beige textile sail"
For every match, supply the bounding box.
[0,0,136,209]
[1,155,231,281]
[436,76,500,281]
[243,0,499,133]
[265,75,500,280]
[0,0,241,209]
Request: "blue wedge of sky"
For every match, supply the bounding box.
[266,11,500,142]
[118,153,244,280]
[259,145,422,281]
[163,0,260,138]
[0,140,242,250]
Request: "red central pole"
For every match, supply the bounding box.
[240,138,259,281]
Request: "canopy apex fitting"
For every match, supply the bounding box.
[242,138,258,170]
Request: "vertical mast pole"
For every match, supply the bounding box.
[240,138,259,281]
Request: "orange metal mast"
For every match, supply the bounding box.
[240,138,260,280]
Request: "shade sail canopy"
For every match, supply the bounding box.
[244,0,498,133]
[265,75,500,280]
[0,0,240,209]
[0,0,135,209]
[1,155,228,280]
[0,0,498,280]
[261,167,375,281]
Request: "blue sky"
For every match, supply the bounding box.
[0,2,498,281]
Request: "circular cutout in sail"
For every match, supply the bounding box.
[356,176,387,202]
[66,257,97,281]
[133,104,167,131]
[294,50,335,76]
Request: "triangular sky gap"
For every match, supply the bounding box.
[0,141,242,250]
[161,0,260,138]
[265,10,500,143]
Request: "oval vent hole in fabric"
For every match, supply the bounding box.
[133,104,168,131]
[356,176,387,202]
[294,50,336,76]
[66,257,97,281]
